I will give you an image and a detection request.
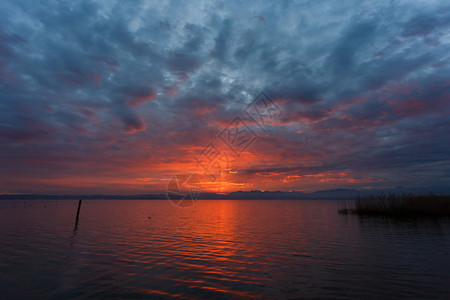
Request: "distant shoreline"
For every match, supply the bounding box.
[1,186,450,201]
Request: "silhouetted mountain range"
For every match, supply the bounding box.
[1,186,449,200]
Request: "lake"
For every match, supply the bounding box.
[0,200,449,299]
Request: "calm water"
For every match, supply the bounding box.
[0,200,449,299]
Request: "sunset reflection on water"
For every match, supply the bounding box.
[0,200,449,299]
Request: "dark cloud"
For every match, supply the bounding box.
[0,0,449,193]
[328,22,378,76]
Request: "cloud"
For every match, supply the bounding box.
[0,0,449,193]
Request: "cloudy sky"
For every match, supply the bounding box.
[1,0,449,194]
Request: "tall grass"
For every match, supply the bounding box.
[339,193,450,217]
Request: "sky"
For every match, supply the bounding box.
[1,0,450,195]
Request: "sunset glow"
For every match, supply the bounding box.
[1,1,449,195]
[1,2,450,299]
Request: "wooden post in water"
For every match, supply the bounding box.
[74,199,83,231]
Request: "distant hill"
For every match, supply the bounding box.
[1,186,449,200]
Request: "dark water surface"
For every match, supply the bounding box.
[0,200,449,299]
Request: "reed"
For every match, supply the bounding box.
[338,193,450,217]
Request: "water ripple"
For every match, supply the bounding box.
[0,200,449,299]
